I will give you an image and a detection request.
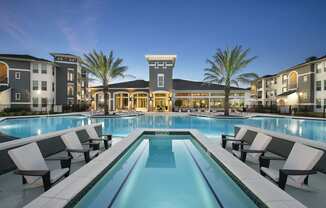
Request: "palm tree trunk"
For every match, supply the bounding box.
[103,86,109,115]
[224,88,230,116]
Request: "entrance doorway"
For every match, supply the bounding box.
[153,93,169,111]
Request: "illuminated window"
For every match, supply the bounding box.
[0,62,8,84]
[288,71,298,89]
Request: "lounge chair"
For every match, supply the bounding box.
[8,142,71,191]
[232,133,272,163]
[259,142,324,190]
[221,127,248,149]
[61,131,100,163]
[85,126,112,150]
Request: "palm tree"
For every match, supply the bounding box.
[204,46,258,116]
[83,50,128,115]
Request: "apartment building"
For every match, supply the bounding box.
[50,53,88,105]
[91,55,250,112]
[0,53,89,111]
[251,55,326,112]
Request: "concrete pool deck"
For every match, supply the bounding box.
[7,129,308,208]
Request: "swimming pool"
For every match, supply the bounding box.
[0,114,325,142]
[74,134,258,208]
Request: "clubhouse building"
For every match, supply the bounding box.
[91,55,250,112]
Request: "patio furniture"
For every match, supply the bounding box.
[61,131,100,163]
[8,142,71,191]
[260,142,324,190]
[232,133,272,163]
[221,127,248,149]
[85,126,112,150]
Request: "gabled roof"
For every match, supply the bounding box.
[172,79,247,91]
[92,80,149,89]
[0,54,51,62]
[92,79,248,91]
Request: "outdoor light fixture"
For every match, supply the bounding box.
[169,96,172,101]
[299,92,303,96]
[149,96,152,101]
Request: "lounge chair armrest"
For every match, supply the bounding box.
[280,169,317,176]
[278,169,318,190]
[259,155,284,169]
[66,148,90,153]
[241,149,266,153]
[87,138,104,142]
[260,155,286,161]
[221,134,235,138]
[15,169,50,176]
[45,156,72,169]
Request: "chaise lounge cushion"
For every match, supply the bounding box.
[261,143,324,188]
[8,143,49,184]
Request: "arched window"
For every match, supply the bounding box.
[0,62,8,85]
[288,71,298,89]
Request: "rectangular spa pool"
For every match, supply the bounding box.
[74,133,258,208]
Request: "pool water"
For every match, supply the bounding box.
[0,114,325,142]
[75,134,258,208]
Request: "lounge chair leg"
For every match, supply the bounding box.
[84,152,90,163]
[22,176,27,185]
[42,172,51,191]
[232,143,240,151]
[278,171,288,190]
[304,176,309,185]
[103,140,109,149]
[240,152,247,162]
[221,136,227,148]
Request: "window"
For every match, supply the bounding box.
[32,97,38,107]
[67,71,74,81]
[41,81,47,91]
[15,93,21,101]
[316,98,321,108]
[0,62,8,84]
[282,74,287,84]
[15,72,20,80]
[41,98,47,108]
[316,81,321,91]
[41,64,47,74]
[316,64,322,73]
[157,74,164,88]
[32,63,38,73]
[32,81,38,90]
[52,66,55,76]
[324,80,326,91]
[303,75,308,82]
[282,87,287,93]
[52,82,55,92]
[67,86,74,96]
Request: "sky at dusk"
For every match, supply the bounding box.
[0,0,325,86]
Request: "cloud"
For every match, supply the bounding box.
[57,0,103,54]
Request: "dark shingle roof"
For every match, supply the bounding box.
[92,79,248,90]
[172,79,247,90]
[50,53,78,57]
[277,90,296,97]
[93,80,149,89]
[0,54,51,62]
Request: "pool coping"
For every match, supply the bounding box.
[0,123,102,151]
[235,125,326,151]
[24,128,306,208]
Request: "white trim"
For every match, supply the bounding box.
[15,93,21,101]
[14,71,21,80]
[298,72,314,77]
[9,68,30,72]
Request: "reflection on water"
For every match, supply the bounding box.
[0,114,326,142]
[145,138,176,168]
